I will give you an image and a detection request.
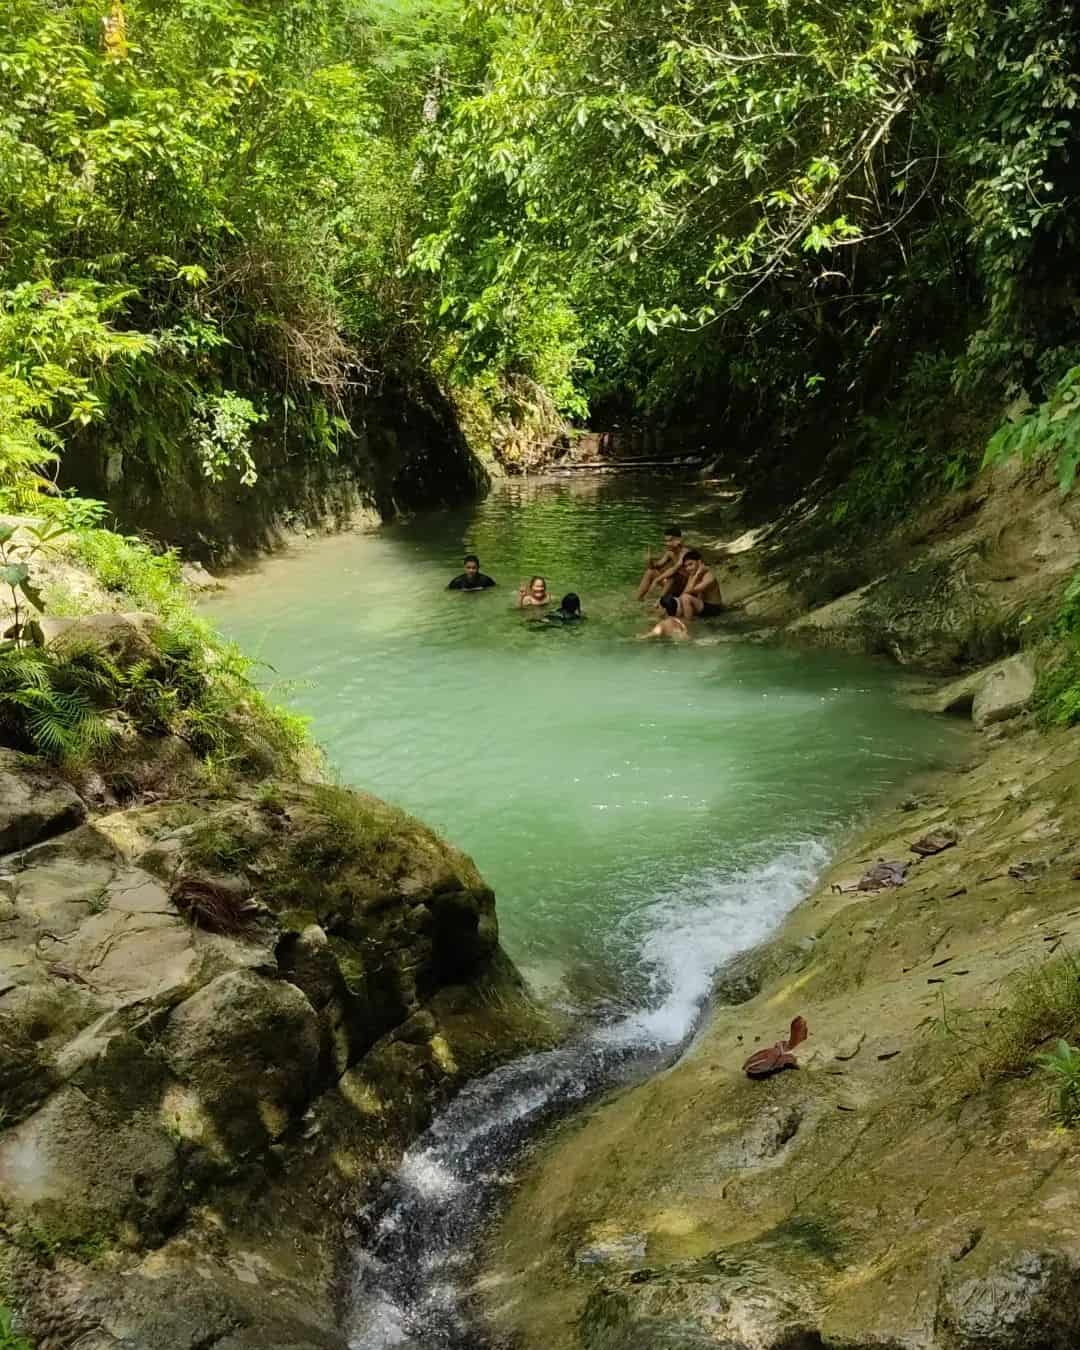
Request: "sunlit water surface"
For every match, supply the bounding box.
[205,477,965,1347]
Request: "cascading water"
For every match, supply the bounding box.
[345,841,829,1349]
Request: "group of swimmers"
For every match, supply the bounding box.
[445,525,722,639]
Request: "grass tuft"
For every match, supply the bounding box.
[979,953,1080,1078]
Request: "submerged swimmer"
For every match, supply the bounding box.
[546,593,584,623]
[517,576,551,608]
[639,594,690,640]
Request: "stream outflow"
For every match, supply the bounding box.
[345,843,828,1349]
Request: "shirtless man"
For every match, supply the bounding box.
[675,550,724,620]
[635,525,687,601]
[639,594,690,640]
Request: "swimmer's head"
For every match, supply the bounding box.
[664,525,682,549]
[529,576,547,601]
[463,554,480,578]
[560,593,581,615]
[659,595,678,616]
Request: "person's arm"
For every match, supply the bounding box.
[517,583,528,608]
[684,568,711,597]
[637,622,662,640]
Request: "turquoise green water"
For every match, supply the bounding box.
[205,477,963,1014]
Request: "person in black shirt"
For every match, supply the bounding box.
[447,554,496,591]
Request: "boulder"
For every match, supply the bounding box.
[972,653,1036,728]
[180,561,222,593]
[162,970,321,1150]
[40,611,162,667]
[0,748,86,853]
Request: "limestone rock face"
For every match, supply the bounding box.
[479,729,1080,1350]
[0,748,85,850]
[939,1251,1080,1350]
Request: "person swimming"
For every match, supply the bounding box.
[639,594,690,640]
[517,576,551,608]
[447,554,496,590]
[546,592,584,623]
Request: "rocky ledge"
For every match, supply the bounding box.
[0,755,549,1348]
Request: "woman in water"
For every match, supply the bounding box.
[517,576,551,608]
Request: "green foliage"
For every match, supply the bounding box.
[193,393,266,488]
[1032,568,1080,727]
[0,0,460,505]
[68,527,185,616]
[0,1305,31,1350]
[984,366,1080,495]
[1035,1039,1080,1128]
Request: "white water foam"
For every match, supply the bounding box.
[347,838,830,1350]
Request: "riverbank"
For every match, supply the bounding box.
[476,461,1080,1350]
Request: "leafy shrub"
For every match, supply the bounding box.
[1033,569,1080,726]
[67,529,186,617]
[1035,1040,1080,1128]
[983,366,1080,495]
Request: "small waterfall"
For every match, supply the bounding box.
[345,840,829,1350]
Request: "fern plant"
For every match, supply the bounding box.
[0,644,112,760]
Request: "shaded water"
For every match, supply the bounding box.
[205,477,965,1347]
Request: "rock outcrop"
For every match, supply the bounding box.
[0,762,549,1348]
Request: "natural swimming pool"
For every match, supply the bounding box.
[205,475,966,1347]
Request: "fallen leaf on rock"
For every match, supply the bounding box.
[834,1032,865,1062]
[858,859,909,891]
[911,828,958,857]
[877,1050,901,1061]
[743,1016,808,1078]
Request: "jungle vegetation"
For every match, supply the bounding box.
[2,0,1078,519]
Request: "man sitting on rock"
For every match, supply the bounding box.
[447,554,496,591]
[676,550,724,619]
[636,525,688,601]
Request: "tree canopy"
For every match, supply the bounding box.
[1,0,1079,515]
